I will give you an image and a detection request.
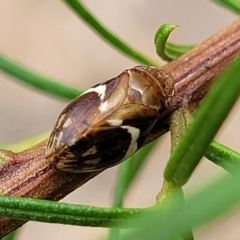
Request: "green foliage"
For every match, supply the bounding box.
[64,0,157,66]
[0,54,81,101]
[0,196,143,227]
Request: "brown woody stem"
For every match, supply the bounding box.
[0,19,240,237]
[0,140,103,236]
[146,19,240,143]
[165,19,240,108]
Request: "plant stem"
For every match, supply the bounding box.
[164,57,240,185]
[146,19,240,144]
[165,19,240,110]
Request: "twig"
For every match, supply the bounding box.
[0,141,102,236]
[146,19,240,142]
[0,19,240,237]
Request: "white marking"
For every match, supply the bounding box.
[61,158,76,163]
[99,101,110,113]
[84,158,101,165]
[62,117,73,129]
[83,84,107,100]
[57,131,63,146]
[55,113,66,129]
[46,136,54,156]
[81,146,98,157]
[107,119,123,126]
[121,126,140,159]
[64,152,76,159]
[128,70,144,95]
[56,162,72,170]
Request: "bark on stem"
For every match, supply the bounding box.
[166,18,240,108]
[146,19,240,142]
[0,19,240,237]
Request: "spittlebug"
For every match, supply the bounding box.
[45,66,174,173]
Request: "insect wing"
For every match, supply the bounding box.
[46,67,173,173]
[53,109,158,172]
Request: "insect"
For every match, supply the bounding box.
[45,66,174,173]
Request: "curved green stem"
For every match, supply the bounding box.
[154,24,193,61]
[154,24,178,61]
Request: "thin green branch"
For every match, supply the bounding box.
[212,0,240,14]
[63,0,157,66]
[0,54,81,100]
[164,57,240,186]
[0,196,144,227]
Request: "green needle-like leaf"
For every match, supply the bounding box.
[205,141,240,172]
[108,141,158,240]
[124,140,158,190]
[118,165,240,240]
[63,0,157,66]
[1,133,49,152]
[0,196,143,227]
[212,0,240,14]
[0,54,81,100]
[108,161,131,240]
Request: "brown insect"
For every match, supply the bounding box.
[45,66,174,173]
